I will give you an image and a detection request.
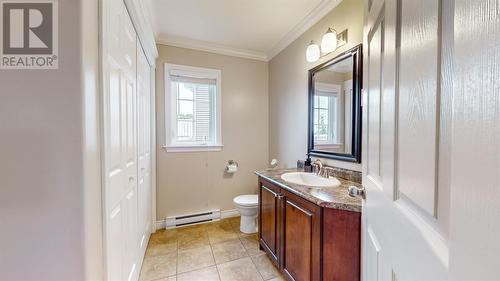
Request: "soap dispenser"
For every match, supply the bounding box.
[304,155,312,172]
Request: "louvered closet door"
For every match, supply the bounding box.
[102,0,138,280]
[137,43,152,256]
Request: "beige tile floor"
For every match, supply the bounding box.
[139,217,285,281]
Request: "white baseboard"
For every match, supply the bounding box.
[156,219,166,230]
[155,209,240,230]
[221,209,240,219]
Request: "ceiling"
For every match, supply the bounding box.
[151,0,343,61]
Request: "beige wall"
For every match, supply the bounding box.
[0,0,102,279]
[269,0,364,171]
[155,45,269,219]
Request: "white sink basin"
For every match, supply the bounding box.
[280,172,341,188]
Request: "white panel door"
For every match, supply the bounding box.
[137,43,152,256]
[362,0,449,279]
[102,0,138,280]
[361,0,500,280]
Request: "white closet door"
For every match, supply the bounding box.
[137,43,152,256]
[102,0,138,280]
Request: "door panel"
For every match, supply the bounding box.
[125,77,136,167]
[362,0,450,280]
[364,226,381,281]
[106,66,125,209]
[107,67,122,175]
[125,188,138,280]
[121,17,138,281]
[283,200,312,281]
[107,204,124,281]
[137,44,152,254]
[281,191,321,281]
[397,0,439,217]
[322,208,361,281]
[259,183,279,263]
[366,10,383,186]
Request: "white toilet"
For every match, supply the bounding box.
[233,194,258,233]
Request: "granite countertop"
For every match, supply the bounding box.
[255,168,362,212]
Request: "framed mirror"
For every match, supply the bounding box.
[308,44,362,163]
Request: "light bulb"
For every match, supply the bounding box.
[320,28,337,54]
[306,41,320,62]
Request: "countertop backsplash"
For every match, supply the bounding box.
[296,160,362,184]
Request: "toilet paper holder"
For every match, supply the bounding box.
[226,160,239,173]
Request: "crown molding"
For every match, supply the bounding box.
[157,35,269,62]
[155,0,342,62]
[267,0,343,60]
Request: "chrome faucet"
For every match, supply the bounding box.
[312,159,323,175]
[312,159,333,178]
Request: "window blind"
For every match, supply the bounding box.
[170,75,216,145]
[193,83,213,143]
[170,75,216,85]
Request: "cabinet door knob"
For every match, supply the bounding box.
[348,185,366,199]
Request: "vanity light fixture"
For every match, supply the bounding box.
[306,41,321,62]
[306,28,348,63]
[320,28,338,53]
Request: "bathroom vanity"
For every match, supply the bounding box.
[256,168,362,281]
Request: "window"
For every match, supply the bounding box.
[165,64,222,152]
[313,83,341,144]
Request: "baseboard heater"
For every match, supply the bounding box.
[165,209,221,228]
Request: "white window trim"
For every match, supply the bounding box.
[163,145,224,153]
[164,63,222,152]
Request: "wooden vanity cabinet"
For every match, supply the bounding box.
[258,177,361,281]
[281,188,322,281]
[259,180,281,265]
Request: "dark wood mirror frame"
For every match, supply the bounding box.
[308,44,362,163]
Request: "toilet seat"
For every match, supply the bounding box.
[233,194,258,207]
